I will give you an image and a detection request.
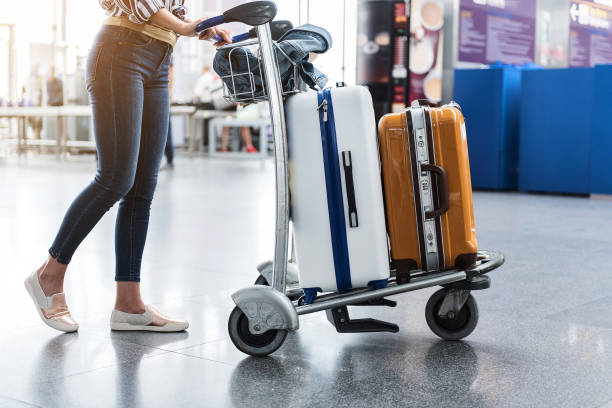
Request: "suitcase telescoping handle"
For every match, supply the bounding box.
[341,151,359,228]
[421,164,450,219]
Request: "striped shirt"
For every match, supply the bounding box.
[99,0,185,24]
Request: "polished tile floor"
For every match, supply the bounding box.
[1,155,612,408]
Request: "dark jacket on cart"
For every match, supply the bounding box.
[213,24,332,98]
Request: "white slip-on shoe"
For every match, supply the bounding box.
[110,305,189,332]
[24,270,79,333]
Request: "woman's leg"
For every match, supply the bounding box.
[241,127,257,152]
[40,29,145,295]
[221,126,230,152]
[114,50,171,312]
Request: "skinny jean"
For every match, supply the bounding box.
[49,25,172,282]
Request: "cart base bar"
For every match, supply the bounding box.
[295,249,504,316]
[296,271,466,315]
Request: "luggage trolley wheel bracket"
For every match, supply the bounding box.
[422,251,501,341]
[442,274,491,291]
[228,286,299,357]
[425,288,479,341]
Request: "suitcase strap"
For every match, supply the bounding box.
[407,106,446,272]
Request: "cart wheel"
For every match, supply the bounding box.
[425,289,479,341]
[228,306,288,357]
[254,275,269,286]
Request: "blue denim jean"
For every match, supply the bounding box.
[49,25,172,282]
[213,24,331,98]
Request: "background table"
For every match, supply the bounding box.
[0,105,200,158]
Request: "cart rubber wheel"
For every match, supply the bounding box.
[228,306,287,357]
[425,288,479,341]
[254,275,269,286]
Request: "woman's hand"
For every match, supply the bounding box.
[177,19,232,47]
[199,27,232,47]
[150,10,230,46]
[176,19,203,37]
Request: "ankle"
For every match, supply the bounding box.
[114,302,146,314]
[37,266,65,296]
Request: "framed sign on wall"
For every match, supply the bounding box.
[458,0,537,65]
[569,0,612,67]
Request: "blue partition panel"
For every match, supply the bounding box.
[454,67,521,189]
[519,68,594,194]
[590,65,612,195]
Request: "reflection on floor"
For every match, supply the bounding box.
[1,155,612,408]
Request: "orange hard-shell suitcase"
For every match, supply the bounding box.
[378,100,478,282]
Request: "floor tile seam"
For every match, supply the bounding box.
[543,316,612,333]
[99,337,199,353]
[477,310,612,335]
[544,295,612,317]
[0,395,43,408]
[164,349,236,367]
[7,344,174,385]
[53,349,175,381]
[2,320,108,339]
[163,336,232,354]
[101,332,230,353]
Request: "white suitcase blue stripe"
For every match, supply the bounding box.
[287,86,390,303]
[317,89,352,294]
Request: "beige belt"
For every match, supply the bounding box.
[104,16,177,48]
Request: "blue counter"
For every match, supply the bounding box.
[590,65,612,195]
[518,68,594,195]
[454,67,522,189]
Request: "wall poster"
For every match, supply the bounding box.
[569,0,612,67]
[458,0,536,65]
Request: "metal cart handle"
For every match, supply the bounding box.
[204,2,290,295]
[195,1,278,33]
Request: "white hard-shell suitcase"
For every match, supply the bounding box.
[286,85,389,303]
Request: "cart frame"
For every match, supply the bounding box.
[209,12,504,357]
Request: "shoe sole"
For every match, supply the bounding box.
[110,322,189,332]
[24,278,79,333]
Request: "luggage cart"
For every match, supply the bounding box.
[197,2,504,357]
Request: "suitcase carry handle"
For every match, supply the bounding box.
[421,164,450,219]
[412,99,440,108]
[341,151,359,228]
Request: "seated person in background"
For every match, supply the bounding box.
[193,66,216,108]
[195,66,258,153]
[220,102,260,154]
[220,126,257,153]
